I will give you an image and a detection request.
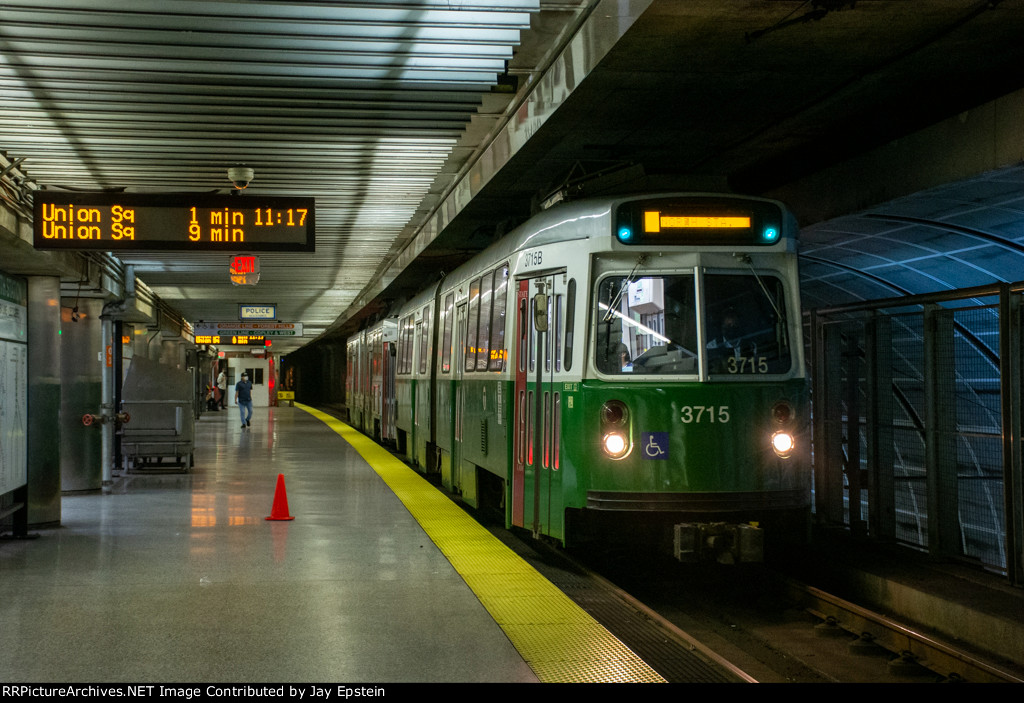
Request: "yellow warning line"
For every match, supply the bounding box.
[296,403,665,683]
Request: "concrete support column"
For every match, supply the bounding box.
[26,276,62,526]
[101,315,114,485]
[60,296,104,492]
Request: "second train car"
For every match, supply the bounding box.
[346,193,810,562]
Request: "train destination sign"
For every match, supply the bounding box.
[614,196,784,247]
[33,192,315,252]
[643,212,751,231]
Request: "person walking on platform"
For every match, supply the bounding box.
[216,368,227,409]
[235,371,253,429]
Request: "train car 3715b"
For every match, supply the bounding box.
[350,193,810,563]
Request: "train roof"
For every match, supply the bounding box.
[387,192,793,318]
[443,192,792,283]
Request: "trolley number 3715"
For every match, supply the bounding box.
[680,406,730,423]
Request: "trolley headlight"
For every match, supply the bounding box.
[600,400,631,459]
[771,431,795,458]
[602,432,629,458]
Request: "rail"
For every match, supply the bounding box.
[791,581,1024,683]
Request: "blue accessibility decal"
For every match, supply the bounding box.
[641,432,670,460]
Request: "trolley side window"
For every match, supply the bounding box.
[476,273,494,372]
[371,332,380,379]
[441,292,454,373]
[465,277,482,373]
[398,314,414,375]
[488,264,509,371]
[554,292,563,372]
[395,325,403,375]
[545,293,553,373]
[346,342,355,396]
[404,316,416,374]
[518,293,528,373]
[564,278,576,372]
[528,291,536,373]
[418,305,431,375]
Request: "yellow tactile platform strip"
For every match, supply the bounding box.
[297,403,665,683]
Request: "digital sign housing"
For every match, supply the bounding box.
[613,196,783,246]
[33,191,315,252]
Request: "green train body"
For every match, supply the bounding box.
[347,193,810,561]
[346,320,397,444]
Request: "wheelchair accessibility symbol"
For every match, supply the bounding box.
[642,432,670,460]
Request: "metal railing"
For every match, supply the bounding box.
[810,282,1023,585]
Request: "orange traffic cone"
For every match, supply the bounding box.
[265,473,295,521]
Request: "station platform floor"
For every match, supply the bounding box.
[0,403,664,684]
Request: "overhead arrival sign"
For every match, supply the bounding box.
[33,191,315,252]
[194,322,303,340]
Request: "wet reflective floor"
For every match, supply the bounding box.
[0,405,537,683]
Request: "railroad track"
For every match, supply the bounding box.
[789,582,1024,684]
[334,411,1024,683]
[494,527,1024,683]
[598,557,1024,683]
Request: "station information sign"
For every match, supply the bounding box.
[194,322,303,340]
[196,334,267,346]
[33,191,315,252]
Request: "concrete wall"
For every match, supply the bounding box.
[771,88,1024,226]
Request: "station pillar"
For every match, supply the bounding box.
[26,276,62,526]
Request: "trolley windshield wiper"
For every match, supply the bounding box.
[734,253,786,326]
[603,255,647,322]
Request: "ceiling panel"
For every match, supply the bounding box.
[0,0,544,351]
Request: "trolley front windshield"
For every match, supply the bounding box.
[594,272,791,376]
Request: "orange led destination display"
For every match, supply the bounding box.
[33,192,315,252]
[615,196,784,247]
[194,335,266,345]
[643,211,751,232]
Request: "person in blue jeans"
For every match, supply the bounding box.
[235,371,253,429]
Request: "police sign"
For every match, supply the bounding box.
[239,304,277,320]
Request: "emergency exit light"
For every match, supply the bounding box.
[230,255,260,286]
